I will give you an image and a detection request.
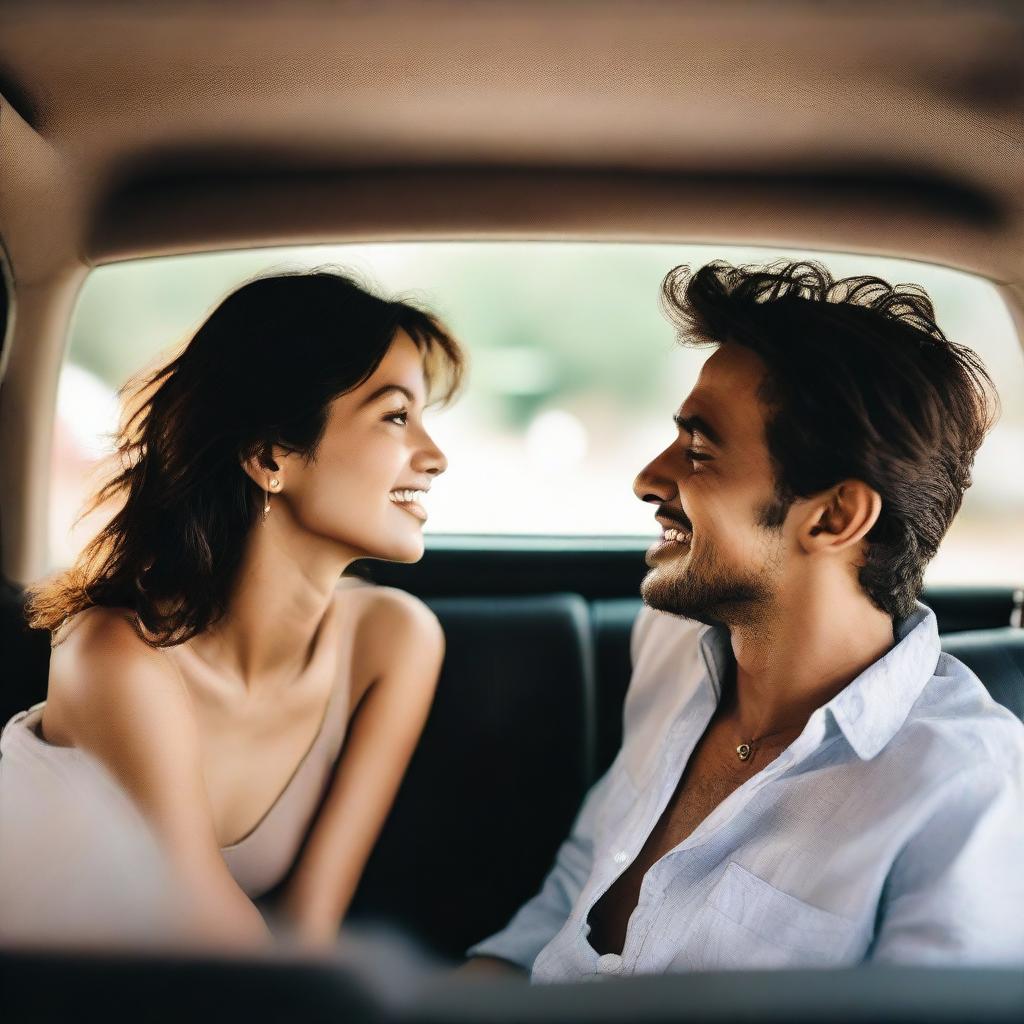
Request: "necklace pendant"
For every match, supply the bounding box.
[736,742,752,761]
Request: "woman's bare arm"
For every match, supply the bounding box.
[46,608,272,950]
[275,588,444,946]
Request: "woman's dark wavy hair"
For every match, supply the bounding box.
[28,270,464,646]
[660,259,999,620]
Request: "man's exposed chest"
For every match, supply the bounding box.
[647,730,754,856]
[587,721,762,954]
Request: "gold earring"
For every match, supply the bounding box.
[263,478,280,521]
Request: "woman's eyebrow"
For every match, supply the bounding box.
[673,412,724,448]
[359,384,417,407]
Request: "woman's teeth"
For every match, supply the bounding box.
[662,527,692,544]
[389,490,427,505]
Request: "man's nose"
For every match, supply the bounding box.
[633,445,679,505]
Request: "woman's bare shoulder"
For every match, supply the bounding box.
[43,609,237,905]
[45,606,191,749]
[339,582,444,686]
[49,605,169,680]
[340,581,442,642]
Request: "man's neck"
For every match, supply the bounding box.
[724,588,897,740]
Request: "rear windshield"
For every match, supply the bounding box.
[54,242,1024,586]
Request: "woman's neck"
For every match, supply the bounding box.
[188,514,356,694]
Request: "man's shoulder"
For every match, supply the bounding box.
[895,650,1024,779]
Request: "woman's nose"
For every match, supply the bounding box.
[420,431,448,476]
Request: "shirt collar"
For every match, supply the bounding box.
[827,601,940,759]
[695,601,941,761]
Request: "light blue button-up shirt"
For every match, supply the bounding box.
[468,602,1024,978]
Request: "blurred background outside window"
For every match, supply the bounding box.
[52,243,1024,585]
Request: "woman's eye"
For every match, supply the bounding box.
[385,409,408,426]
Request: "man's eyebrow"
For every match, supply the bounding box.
[673,413,725,447]
[359,384,417,408]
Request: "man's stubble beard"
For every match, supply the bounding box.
[640,527,785,629]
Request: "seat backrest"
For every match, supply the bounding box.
[0,576,50,728]
[6,581,1020,964]
[940,628,1024,722]
[346,593,597,961]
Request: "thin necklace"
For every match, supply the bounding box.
[735,721,803,762]
[721,663,804,762]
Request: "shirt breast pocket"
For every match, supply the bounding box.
[670,861,862,971]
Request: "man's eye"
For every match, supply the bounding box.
[685,448,712,465]
[385,409,408,426]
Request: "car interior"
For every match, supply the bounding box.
[1,2,1023,1022]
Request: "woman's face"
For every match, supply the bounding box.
[273,330,448,563]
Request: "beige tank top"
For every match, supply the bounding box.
[0,666,350,902]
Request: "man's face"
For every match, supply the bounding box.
[633,343,790,626]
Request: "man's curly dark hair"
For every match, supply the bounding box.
[660,259,999,619]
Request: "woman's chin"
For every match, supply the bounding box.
[342,525,425,564]
[375,536,425,564]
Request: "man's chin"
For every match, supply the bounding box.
[641,593,719,627]
[639,567,744,628]
[641,568,702,621]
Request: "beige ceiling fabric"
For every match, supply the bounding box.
[0,1,1022,583]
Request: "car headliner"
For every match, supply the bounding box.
[1,0,1023,580]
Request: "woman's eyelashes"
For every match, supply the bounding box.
[384,409,409,426]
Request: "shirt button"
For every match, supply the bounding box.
[597,953,622,974]
[612,850,629,865]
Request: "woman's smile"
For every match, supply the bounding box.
[389,488,429,523]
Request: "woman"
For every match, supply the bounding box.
[0,270,463,950]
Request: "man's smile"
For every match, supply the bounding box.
[655,504,692,532]
[648,505,694,561]
[647,523,693,562]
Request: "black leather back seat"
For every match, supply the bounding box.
[350,597,1024,959]
[0,576,50,726]
[346,594,596,960]
[2,584,1022,962]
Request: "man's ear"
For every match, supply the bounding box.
[797,480,882,556]
[239,444,282,491]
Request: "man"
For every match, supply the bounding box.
[467,259,1024,978]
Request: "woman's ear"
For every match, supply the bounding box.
[797,480,882,556]
[239,444,282,491]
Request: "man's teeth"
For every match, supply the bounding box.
[663,527,692,544]
[389,490,427,504]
